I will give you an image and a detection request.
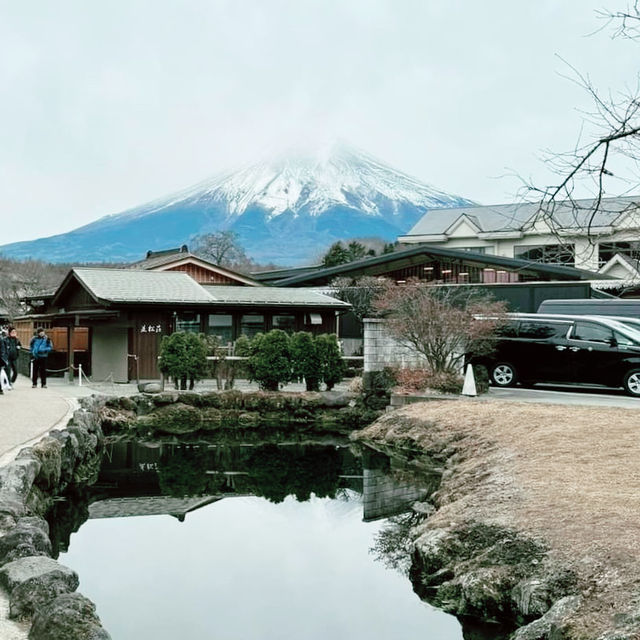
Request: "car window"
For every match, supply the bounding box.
[518,321,567,339]
[614,330,638,347]
[571,322,614,343]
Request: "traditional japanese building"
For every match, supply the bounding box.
[15,249,349,382]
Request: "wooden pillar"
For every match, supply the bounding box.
[67,326,75,382]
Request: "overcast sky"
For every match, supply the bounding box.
[0,0,636,245]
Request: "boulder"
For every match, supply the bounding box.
[29,592,111,640]
[0,521,52,566]
[48,430,80,488]
[319,391,355,407]
[512,595,582,640]
[139,382,162,394]
[141,403,202,434]
[0,455,42,518]
[0,556,79,619]
[32,437,63,491]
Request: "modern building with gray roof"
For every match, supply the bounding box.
[398,195,640,272]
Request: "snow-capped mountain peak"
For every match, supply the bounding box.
[147,142,472,220]
[0,142,475,265]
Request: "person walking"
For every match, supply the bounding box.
[6,327,21,384]
[30,327,53,388]
[0,329,8,394]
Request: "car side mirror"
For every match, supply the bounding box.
[608,337,618,348]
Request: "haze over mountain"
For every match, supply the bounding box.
[0,144,475,265]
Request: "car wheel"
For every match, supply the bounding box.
[623,369,640,397]
[490,363,517,387]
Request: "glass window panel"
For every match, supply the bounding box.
[175,313,201,334]
[207,314,234,344]
[518,321,567,339]
[272,314,296,333]
[571,322,614,343]
[514,244,575,265]
[241,314,264,338]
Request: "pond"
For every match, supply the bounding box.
[50,441,508,640]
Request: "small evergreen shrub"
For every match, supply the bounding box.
[290,331,321,391]
[315,333,346,390]
[246,330,292,391]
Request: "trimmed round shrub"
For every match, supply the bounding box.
[290,332,321,391]
[316,333,346,390]
[246,330,292,391]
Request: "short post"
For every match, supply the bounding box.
[461,364,477,397]
[78,364,83,387]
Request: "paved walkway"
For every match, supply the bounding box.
[0,375,98,466]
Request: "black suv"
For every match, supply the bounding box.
[473,313,640,396]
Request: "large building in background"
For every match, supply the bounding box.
[398,196,640,273]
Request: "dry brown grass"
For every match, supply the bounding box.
[364,400,640,636]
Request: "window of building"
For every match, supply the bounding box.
[207,314,233,344]
[456,246,488,254]
[175,312,201,333]
[240,314,264,338]
[272,314,296,333]
[598,241,640,267]
[514,244,575,265]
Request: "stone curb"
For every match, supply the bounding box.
[0,395,112,639]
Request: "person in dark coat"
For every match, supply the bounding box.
[0,329,8,394]
[30,327,53,388]
[6,327,21,384]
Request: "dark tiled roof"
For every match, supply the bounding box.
[271,245,608,286]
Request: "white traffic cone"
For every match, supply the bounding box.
[461,364,477,397]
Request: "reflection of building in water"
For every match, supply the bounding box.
[89,496,222,521]
[361,449,432,522]
[89,441,430,523]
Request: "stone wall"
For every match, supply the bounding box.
[0,396,112,639]
[363,319,427,373]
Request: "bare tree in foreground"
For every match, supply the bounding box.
[373,281,507,375]
[524,5,640,260]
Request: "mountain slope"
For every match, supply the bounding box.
[0,144,475,265]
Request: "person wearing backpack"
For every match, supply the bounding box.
[30,327,53,388]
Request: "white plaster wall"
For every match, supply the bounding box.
[92,326,129,383]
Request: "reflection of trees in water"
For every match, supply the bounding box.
[154,443,343,502]
[370,512,421,576]
[157,446,209,498]
[246,444,342,504]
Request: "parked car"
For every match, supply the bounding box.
[471,313,640,396]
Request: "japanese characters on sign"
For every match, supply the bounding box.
[140,324,163,334]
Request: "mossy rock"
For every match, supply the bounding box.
[237,412,261,428]
[197,393,222,408]
[218,390,245,409]
[143,403,203,435]
[201,408,223,431]
[151,392,180,406]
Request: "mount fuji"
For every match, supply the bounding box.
[0,144,475,265]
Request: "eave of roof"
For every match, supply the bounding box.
[271,245,608,286]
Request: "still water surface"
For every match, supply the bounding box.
[57,442,470,639]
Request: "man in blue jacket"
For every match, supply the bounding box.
[30,327,53,388]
